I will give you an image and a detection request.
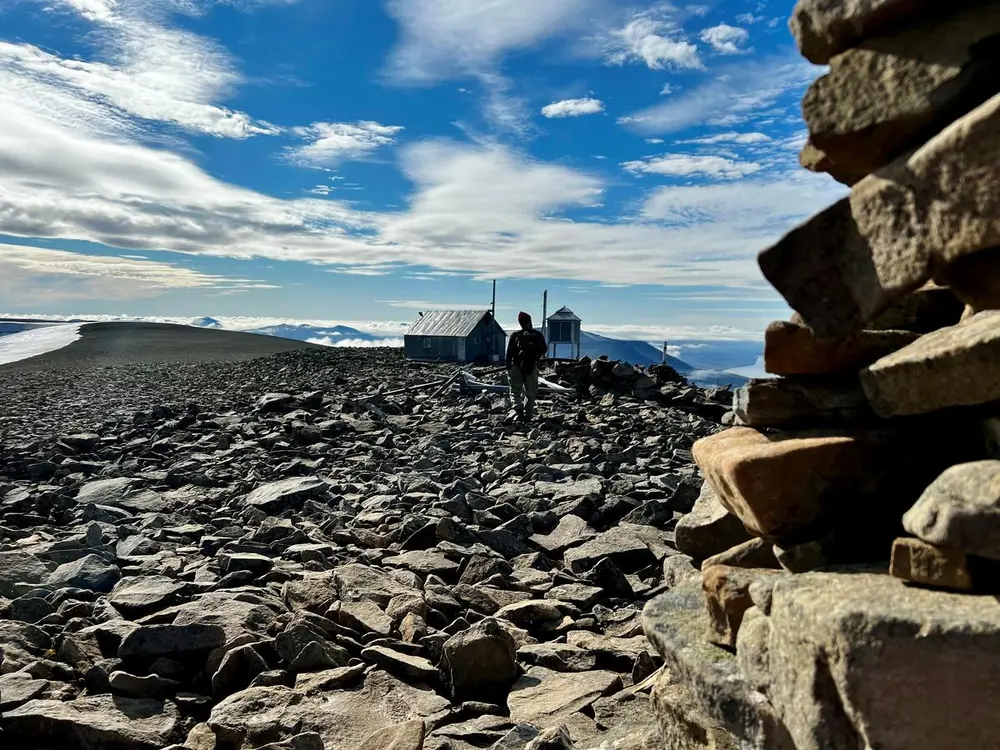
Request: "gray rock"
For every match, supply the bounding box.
[642,581,795,749]
[357,719,425,750]
[119,624,227,662]
[507,666,621,727]
[243,477,327,513]
[208,671,449,748]
[530,514,598,555]
[903,460,1000,560]
[441,618,518,702]
[334,563,414,607]
[737,572,1000,750]
[46,554,121,593]
[109,575,185,618]
[0,672,50,712]
[361,645,437,683]
[491,725,542,750]
[675,483,753,562]
[3,696,183,750]
[335,599,394,636]
[0,552,50,598]
[109,670,180,699]
[563,526,658,574]
[213,643,269,698]
[733,376,874,428]
[75,477,135,506]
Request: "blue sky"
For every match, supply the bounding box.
[0,0,845,344]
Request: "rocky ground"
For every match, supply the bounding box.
[0,345,728,750]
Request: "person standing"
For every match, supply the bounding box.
[506,311,547,422]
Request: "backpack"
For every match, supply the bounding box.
[514,330,544,372]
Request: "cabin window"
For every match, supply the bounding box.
[423,337,432,349]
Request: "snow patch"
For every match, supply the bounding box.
[726,356,774,380]
[0,324,82,365]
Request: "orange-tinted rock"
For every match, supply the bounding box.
[692,426,947,541]
[889,537,973,591]
[701,538,780,572]
[702,566,786,648]
[764,320,919,376]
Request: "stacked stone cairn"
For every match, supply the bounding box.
[642,2,1000,748]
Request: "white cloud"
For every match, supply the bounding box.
[660,83,674,96]
[645,138,665,144]
[735,13,765,24]
[622,154,763,179]
[641,170,846,233]
[381,300,499,311]
[384,0,601,82]
[309,336,404,348]
[681,131,772,144]
[0,244,272,303]
[605,17,703,70]
[700,24,751,54]
[541,98,605,118]
[0,65,833,293]
[288,122,405,167]
[619,57,818,134]
[3,1,277,140]
[62,0,118,22]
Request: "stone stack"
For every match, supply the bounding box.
[643,2,1000,748]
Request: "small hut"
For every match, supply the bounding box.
[546,306,582,360]
[404,310,506,363]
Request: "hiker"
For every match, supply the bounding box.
[506,311,547,422]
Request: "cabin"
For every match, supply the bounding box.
[546,306,582,360]
[404,310,506,363]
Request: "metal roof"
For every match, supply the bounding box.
[406,309,501,338]
[547,306,581,321]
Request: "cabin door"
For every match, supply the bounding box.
[457,339,466,361]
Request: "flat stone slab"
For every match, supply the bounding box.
[763,321,918,376]
[861,311,1000,417]
[692,426,941,540]
[738,572,1000,749]
[4,696,182,750]
[733,376,875,428]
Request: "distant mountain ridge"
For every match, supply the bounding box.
[182,318,748,388]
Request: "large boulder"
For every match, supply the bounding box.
[3,696,183,750]
[440,619,518,703]
[737,572,1000,749]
